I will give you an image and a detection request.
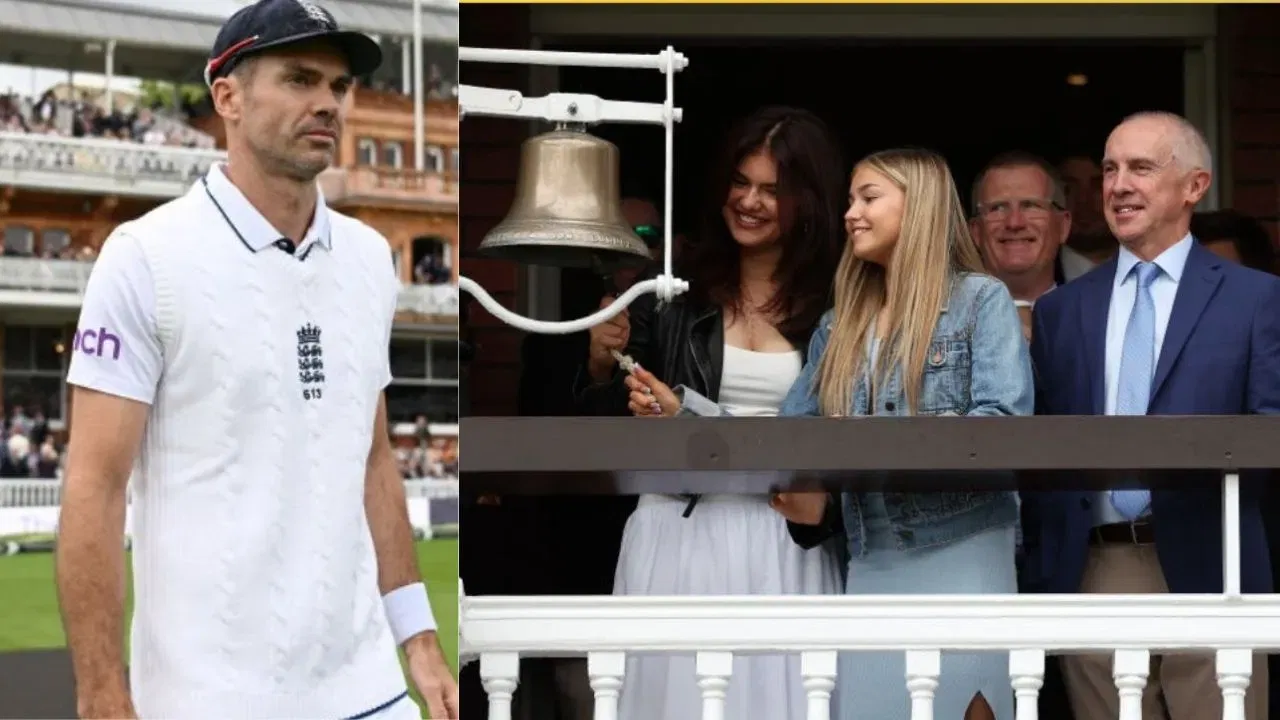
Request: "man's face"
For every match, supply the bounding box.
[970,165,1071,280]
[613,197,662,289]
[217,44,353,182]
[1102,117,1210,246]
[1060,156,1106,237]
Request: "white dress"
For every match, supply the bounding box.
[614,345,845,720]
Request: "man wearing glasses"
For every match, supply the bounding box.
[968,151,1082,720]
[970,151,1075,341]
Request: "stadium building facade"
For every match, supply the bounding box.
[0,0,460,435]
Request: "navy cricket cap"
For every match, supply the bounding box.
[205,0,383,86]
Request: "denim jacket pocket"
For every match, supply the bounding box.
[918,338,972,414]
[897,491,996,523]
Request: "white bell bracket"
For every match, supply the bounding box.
[457,46,690,335]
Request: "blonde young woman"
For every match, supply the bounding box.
[773,147,1031,719]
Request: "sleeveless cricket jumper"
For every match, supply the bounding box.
[66,164,408,719]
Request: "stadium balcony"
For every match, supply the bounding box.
[458,416,1280,720]
[0,130,457,315]
[0,0,457,83]
[0,130,223,200]
[397,283,459,317]
[0,255,93,309]
[318,164,458,209]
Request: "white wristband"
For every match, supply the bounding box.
[383,582,436,645]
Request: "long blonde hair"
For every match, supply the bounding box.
[815,148,984,416]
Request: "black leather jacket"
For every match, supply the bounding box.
[573,289,818,418]
[573,287,824,520]
[577,292,714,417]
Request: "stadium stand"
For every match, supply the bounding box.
[0,0,460,523]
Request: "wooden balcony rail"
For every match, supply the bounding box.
[460,415,1280,484]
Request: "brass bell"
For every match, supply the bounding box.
[477,126,654,271]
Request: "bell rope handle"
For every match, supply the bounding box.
[457,45,690,336]
[458,274,689,336]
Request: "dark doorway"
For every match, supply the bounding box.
[412,235,451,285]
[548,40,1185,317]
[549,38,1185,251]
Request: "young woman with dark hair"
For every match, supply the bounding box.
[576,105,847,720]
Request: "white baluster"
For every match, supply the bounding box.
[1216,648,1252,720]
[1112,649,1150,720]
[588,651,626,720]
[1009,649,1045,720]
[905,649,941,720]
[696,651,734,720]
[801,650,838,720]
[480,651,520,720]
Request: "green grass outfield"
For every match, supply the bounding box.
[0,538,459,713]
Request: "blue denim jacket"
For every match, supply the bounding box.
[778,272,1033,557]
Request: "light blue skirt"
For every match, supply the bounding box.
[838,493,1017,720]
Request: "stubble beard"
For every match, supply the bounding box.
[251,136,330,184]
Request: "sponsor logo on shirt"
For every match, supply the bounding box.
[73,326,122,360]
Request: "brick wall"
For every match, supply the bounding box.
[458,4,533,417]
[1224,4,1280,248]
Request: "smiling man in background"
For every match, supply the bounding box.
[970,151,1073,339]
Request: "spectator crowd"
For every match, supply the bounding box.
[0,406,458,483]
[413,252,451,286]
[466,107,1280,720]
[1,89,214,150]
[0,228,98,262]
[0,405,62,480]
[396,415,458,480]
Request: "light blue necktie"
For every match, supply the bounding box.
[1111,262,1160,521]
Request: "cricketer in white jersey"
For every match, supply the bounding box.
[54,1,458,718]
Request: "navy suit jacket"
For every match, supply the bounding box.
[1023,240,1280,595]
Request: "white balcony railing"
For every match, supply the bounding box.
[0,131,225,198]
[0,256,92,293]
[398,282,460,317]
[461,593,1279,720]
[0,256,94,309]
[0,476,459,540]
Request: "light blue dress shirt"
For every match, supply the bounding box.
[1093,233,1194,526]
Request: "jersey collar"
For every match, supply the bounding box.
[201,163,333,255]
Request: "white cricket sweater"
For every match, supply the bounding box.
[67,166,406,719]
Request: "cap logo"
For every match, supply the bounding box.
[295,0,335,28]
